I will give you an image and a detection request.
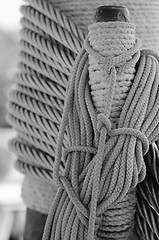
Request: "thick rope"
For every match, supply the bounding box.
[50,0,159,52]
[7,0,159,238]
[86,22,138,127]
[7,0,85,213]
[20,4,83,54]
[43,22,159,239]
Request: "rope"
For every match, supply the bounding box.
[20,4,83,54]
[7,0,85,213]
[6,0,159,238]
[43,22,159,240]
[50,0,159,52]
[86,22,138,127]
[136,143,159,240]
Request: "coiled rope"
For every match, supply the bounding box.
[8,0,86,181]
[47,0,159,52]
[42,21,159,239]
[7,0,159,239]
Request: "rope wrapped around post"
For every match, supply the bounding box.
[43,9,159,240]
[6,1,159,239]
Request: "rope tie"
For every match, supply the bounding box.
[84,36,141,74]
[97,113,149,155]
[7,1,159,239]
[42,20,159,238]
[84,35,141,120]
[43,26,157,238]
[52,112,149,239]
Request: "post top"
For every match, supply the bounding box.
[95,5,130,22]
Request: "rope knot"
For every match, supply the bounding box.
[110,127,149,155]
[84,36,141,75]
[97,113,111,132]
[96,114,149,156]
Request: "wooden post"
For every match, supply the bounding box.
[94,5,130,22]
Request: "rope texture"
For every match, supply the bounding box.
[6,0,159,239]
[49,0,159,52]
[7,0,86,213]
[42,22,159,239]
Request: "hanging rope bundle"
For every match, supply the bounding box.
[43,21,159,240]
[6,0,159,239]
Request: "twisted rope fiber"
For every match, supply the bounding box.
[48,0,159,52]
[7,0,86,213]
[7,1,84,174]
[43,22,159,240]
[6,0,159,238]
[20,4,84,54]
[24,0,86,41]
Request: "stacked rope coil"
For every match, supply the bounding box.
[6,0,159,239]
[7,0,86,213]
[46,0,159,52]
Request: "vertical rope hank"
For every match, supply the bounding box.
[86,22,139,239]
[43,21,159,240]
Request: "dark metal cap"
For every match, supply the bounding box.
[95,5,130,22]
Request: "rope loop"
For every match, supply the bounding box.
[7,0,159,239]
[96,113,111,132]
[63,145,97,162]
[84,36,141,74]
[55,110,149,239]
[110,128,149,155]
[59,174,102,232]
[96,113,149,155]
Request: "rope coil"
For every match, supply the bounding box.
[43,22,159,239]
[7,0,159,239]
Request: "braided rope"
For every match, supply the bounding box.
[7,0,159,238]
[43,22,159,239]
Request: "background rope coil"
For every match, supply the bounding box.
[7,0,159,239]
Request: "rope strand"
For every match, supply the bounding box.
[7,0,159,238]
[43,22,159,239]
